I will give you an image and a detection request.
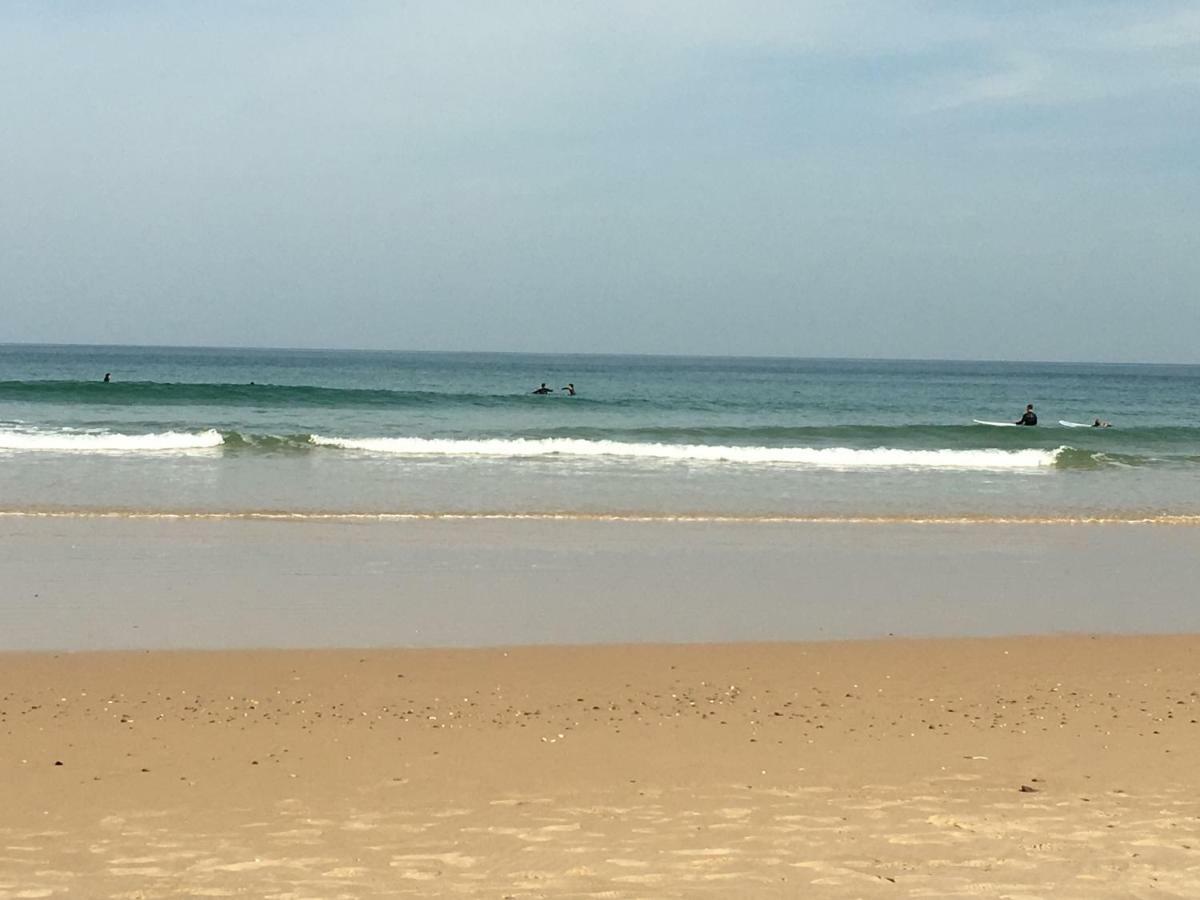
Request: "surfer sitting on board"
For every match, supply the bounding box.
[1016,404,1038,426]
[532,383,552,395]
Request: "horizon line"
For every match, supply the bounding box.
[0,340,1196,369]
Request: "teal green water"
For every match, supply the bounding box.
[2,344,1199,519]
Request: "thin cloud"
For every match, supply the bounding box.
[903,4,1200,114]
[1109,7,1200,50]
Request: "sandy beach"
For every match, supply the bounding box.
[3,517,1200,897]
[2,637,1199,898]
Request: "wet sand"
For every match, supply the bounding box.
[3,516,1200,650]
[2,637,1199,898]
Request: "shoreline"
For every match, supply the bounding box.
[2,636,1198,897]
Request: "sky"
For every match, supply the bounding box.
[2,2,1199,362]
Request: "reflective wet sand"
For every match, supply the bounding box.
[2,516,1198,651]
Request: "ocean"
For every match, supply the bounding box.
[2,344,1199,522]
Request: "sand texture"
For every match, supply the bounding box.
[2,636,1199,898]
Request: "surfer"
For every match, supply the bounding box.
[1016,404,1037,426]
[532,383,552,395]
[1093,419,1112,428]
[102,373,111,383]
[562,383,575,396]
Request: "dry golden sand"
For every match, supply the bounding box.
[2,636,1199,898]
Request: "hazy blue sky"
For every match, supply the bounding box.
[3,2,1198,361]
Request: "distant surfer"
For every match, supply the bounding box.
[1016,404,1037,426]
[532,383,552,395]
[1093,419,1112,428]
[102,373,111,383]
[562,383,575,396]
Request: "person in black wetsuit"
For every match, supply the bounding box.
[562,383,575,396]
[103,373,111,383]
[1016,404,1037,426]
[532,383,552,395]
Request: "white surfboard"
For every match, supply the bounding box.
[973,419,1018,427]
[1059,420,1091,428]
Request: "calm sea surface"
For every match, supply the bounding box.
[2,344,1199,520]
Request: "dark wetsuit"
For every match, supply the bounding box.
[1018,410,1038,426]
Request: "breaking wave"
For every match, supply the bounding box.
[0,428,224,452]
[0,427,1175,472]
[309,435,1064,470]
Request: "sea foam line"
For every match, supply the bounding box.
[309,435,1063,470]
[0,428,224,452]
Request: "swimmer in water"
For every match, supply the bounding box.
[1016,404,1037,426]
[532,383,552,395]
[562,383,575,396]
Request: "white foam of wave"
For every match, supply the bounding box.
[0,428,224,452]
[310,435,1063,470]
